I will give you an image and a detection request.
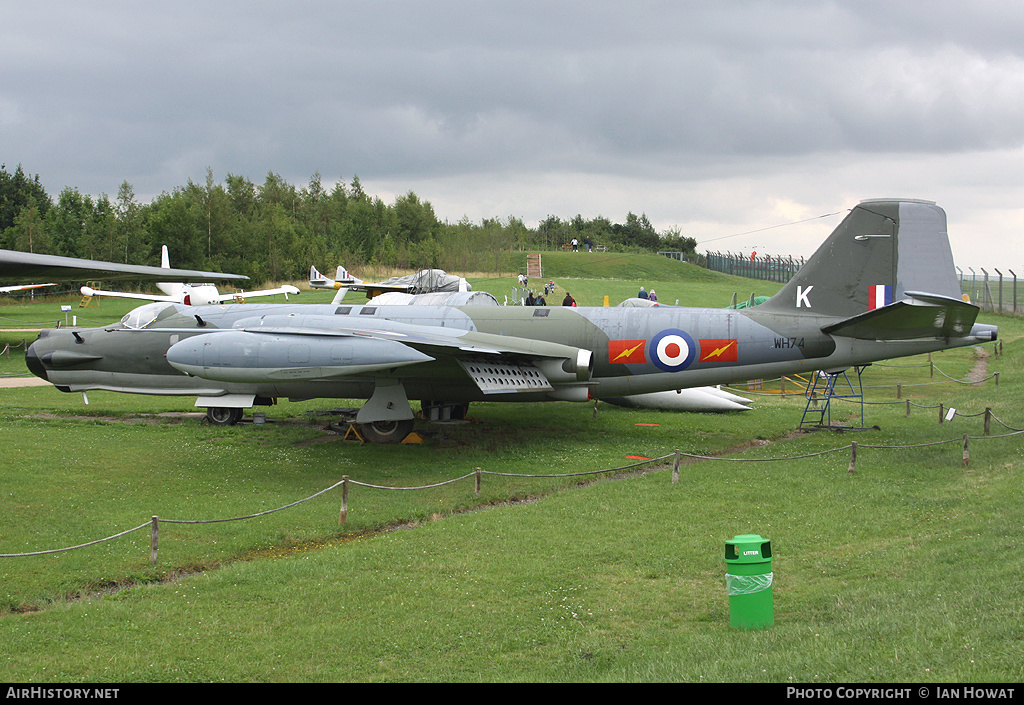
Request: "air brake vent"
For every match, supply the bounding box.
[458,359,554,394]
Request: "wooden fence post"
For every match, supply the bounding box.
[939,403,944,424]
[672,449,681,484]
[848,442,857,474]
[906,400,911,418]
[984,408,991,436]
[339,476,349,525]
[897,383,902,399]
[150,516,158,565]
[475,467,482,496]
[962,434,970,468]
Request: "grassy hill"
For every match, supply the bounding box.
[475,250,775,308]
[525,250,720,283]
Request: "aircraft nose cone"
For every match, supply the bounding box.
[25,340,48,381]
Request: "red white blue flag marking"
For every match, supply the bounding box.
[869,284,893,310]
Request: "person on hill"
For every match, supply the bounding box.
[638,286,648,299]
[562,292,576,306]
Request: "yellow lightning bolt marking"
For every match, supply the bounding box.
[702,342,736,360]
[612,341,645,361]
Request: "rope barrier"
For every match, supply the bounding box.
[161,478,350,524]
[0,522,151,558]
[5,421,1021,563]
[349,472,478,491]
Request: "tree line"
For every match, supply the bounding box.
[0,164,698,284]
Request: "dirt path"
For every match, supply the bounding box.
[964,345,990,384]
[0,376,49,388]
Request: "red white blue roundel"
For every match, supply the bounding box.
[650,329,697,372]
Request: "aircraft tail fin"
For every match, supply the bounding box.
[156,245,182,299]
[759,199,966,322]
[309,265,331,288]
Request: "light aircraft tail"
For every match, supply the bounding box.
[157,245,184,299]
[757,199,995,341]
[309,265,362,304]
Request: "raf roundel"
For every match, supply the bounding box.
[650,329,697,372]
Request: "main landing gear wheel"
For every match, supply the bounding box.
[359,419,415,444]
[206,407,243,426]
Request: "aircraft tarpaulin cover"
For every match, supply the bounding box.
[375,269,465,294]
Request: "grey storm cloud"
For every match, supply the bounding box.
[3,1,1024,266]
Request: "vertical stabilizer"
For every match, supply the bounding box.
[759,199,961,318]
[156,244,184,299]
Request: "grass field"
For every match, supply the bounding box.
[0,257,1021,683]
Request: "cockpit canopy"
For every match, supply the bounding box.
[120,302,179,329]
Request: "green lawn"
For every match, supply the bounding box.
[0,264,1020,683]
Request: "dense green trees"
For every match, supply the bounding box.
[0,165,698,283]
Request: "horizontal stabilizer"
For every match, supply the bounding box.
[822,293,979,340]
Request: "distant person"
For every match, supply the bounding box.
[571,237,579,252]
[562,292,576,306]
[638,286,648,300]
[525,290,536,306]
[535,293,546,306]
[584,236,593,252]
[518,273,526,287]
[648,289,657,302]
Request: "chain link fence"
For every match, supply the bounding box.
[704,251,805,285]
[957,269,1022,315]
[700,251,1019,315]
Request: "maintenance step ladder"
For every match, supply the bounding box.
[800,366,867,430]
[79,281,102,308]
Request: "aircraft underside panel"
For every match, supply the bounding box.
[457,359,554,394]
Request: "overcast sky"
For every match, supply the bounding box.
[4,1,1023,270]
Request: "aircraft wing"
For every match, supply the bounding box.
[80,286,180,303]
[821,292,980,340]
[0,249,250,284]
[0,282,57,293]
[210,285,301,303]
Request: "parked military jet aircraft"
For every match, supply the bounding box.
[26,199,996,442]
[80,246,298,306]
[309,265,469,303]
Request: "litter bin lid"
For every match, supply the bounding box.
[725,534,772,563]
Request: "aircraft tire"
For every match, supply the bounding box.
[359,419,414,444]
[206,407,243,426]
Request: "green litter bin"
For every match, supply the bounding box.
[724,534,774,629]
